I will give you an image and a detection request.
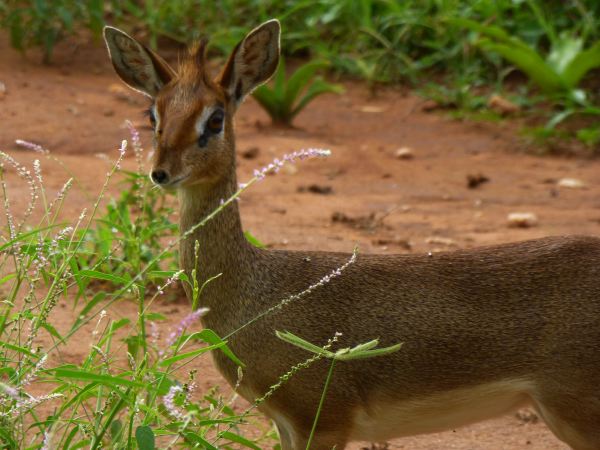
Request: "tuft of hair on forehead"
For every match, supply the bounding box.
[178,38,212,86]
[190,38,209,68]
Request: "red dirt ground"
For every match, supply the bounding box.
[2,32,597,449]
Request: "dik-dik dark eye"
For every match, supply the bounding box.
[145,107,157,128]
[198,108,224,148]
[207,109,224,134]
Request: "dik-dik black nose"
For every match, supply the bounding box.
[151,169,169,185]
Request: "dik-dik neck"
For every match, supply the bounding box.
[178,173,255,306]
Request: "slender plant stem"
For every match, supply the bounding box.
[90,389,129,450]
[306,359,336,450]
[138,285,148,358]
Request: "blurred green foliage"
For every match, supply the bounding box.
[2,1,598,85]
[455,17,600,101]
[2,0,600,147]
[1,0,103,62]
[253,58,344,125]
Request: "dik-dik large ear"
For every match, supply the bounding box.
[103,26,176,98]
[218,19,280,107]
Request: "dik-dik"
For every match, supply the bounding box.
[104,20,600,450]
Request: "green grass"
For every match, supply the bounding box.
[0,135,272,449]
[0,129,375,449]
[0,134,263,449]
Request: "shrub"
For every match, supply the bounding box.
[454,18,600,102]
[2,0,103,63]
[252,58,343,126]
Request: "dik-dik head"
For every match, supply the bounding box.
[103,21,280,189]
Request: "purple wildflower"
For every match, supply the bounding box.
[156,269,184,296]
[126,120,145,173]
[253,148,331,180]
[116,140,127,169]
[0,151,39,230]
[33,160,42,184]
[12,393,62,416]
[165,308,209,348]
[149,321,160,345]
[19,354,47,388]
[40,429,53,450]
[0,383,18,400]
[15,139,49,154]
[163,385,186,421]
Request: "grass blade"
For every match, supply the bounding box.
[54,368,144,388]
[479,40,564,93]
[158,343,225,366]
[562,40,600,88]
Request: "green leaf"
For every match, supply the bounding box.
[41,322,63,341]
[54,368,144,388]
[79,269,128,285]
[71,292,107,331]
[148,270,179,280]
[158,342,225,366]
[345,339,380,354]
[0,341,38,358]
[479,40,564,93]
[57,381,101,413]
[252,57,341,125]
[110,419,123,441]
[284,60,329,111]
[191,272,222,311]
[275,331,333,358]
[273,56,287,101]
[219,431,261,450]
[182,432,219,450]
[63,424,85,450]
[124,335,142,360]
[149,372,176,395]
[0,273,16,286]
[0,224,63,253]
[276,331,402,361]
[0,427,17,449]
[252,85,280,119]
[451,17,581,94]
[335,343,403,361]
[135,426,155,450]
[546,109,576,129]
[105,318,130,336]
[186,329,245,367]
[144,312,167,321]
[562,40,600,89]
[68,439,91,449]
[448,18,517,45]
[87,0,104,35]
[244,231,265,248]
[291,78,344,119]
[548,34,583,77]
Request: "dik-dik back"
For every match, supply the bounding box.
[104,20,600,450]
[208,236,600,448]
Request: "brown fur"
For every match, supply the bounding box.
[105,21,600,450]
